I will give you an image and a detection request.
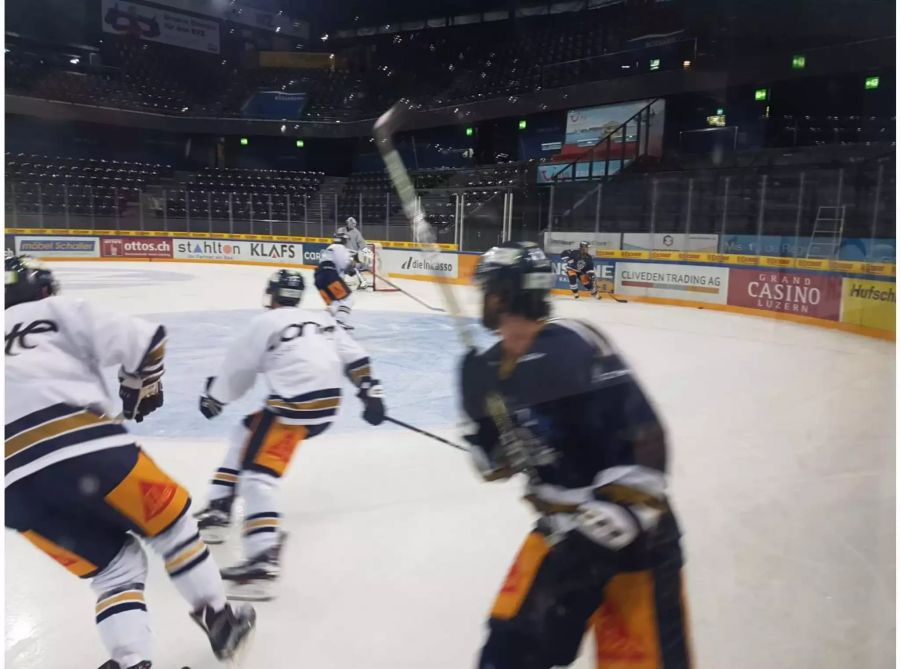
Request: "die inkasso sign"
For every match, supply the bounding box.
[173,239,304,264]
[615,262,729,304]
[380,248,459,278]
[727,269,842,320]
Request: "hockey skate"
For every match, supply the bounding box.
[96,661,151,669]
[194,496,233,545]
[220,534,286,601]
[191,601,256,661]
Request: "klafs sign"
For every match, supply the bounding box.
[16,236,100,258]
[102,237,172,258]
[615,262,728,304]
[727,269,842,320]
[248,242,304,264]
[102,0,221,54]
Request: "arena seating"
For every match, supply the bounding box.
[5,153,170,216]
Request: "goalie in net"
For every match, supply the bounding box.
[357,243,399,292]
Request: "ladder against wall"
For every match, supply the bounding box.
[806,205,846,259]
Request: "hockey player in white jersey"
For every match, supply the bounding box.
[4,256,255,669]
[193,268,386,600]
[314,231,358,329]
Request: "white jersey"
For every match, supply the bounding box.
[207,306,371,425]
[5,296,165,487]
[318,244,354,275]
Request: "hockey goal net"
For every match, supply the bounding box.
[361,242,399,292]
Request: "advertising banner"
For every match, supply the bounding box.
[542,232,622,253]
[380,248,459,279]
[101,237,173,258]
[173,238,304,264]
[537,99,665,183]
[102,0,220,54]
[549,254,615,291]
[16,236,100,258]
[242,91,309,119]
[622,233,719,253]
[727,269,842,321]
[840,278,896,332]
[720,234,896,262]
[615,262,728,304]
[173,239,251,261]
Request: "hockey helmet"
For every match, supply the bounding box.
[474,241,554,328]
[5,255,59,309]
[346,217,358,229]
[265,268,304,307]
[579,240,590,251]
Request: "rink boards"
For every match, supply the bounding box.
[6,228,895,340]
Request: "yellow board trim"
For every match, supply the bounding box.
[5,228,458,251]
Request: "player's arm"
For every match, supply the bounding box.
[77,300,167,422]
[460,349,522,481]
[335,325,385,425]
[199,320,267,419]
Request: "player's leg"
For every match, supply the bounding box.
[6,471,153,668]
[219,410,310,600]
[590,512,692,669]
[94,444,255,662]
[195,415,254,544]
[566,269,580,298]
[315,266,355,329]
[479,529,611,669]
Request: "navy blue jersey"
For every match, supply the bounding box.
[461,319,666,490]
[561,250,594,274]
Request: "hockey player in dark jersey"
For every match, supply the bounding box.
[461,241,691,669]
[561,241,597,298]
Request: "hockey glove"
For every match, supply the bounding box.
[357,379,385,425]
[199,376,225,419]
[119,369,164,423]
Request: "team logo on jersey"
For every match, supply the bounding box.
[594,601,649,662]
[5,319,58,355]
[139,480,177,521]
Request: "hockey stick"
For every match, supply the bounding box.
[374,102,542,483]
[384,416,467,451]
[372,270,446,312]
[373,103,475,348]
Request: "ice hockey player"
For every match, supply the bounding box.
[560,240,597,298]
[460,241,691,669]
[4,255,255,669]
[193,268,386,600]
[344,217,371,290]
[315,231,359,329]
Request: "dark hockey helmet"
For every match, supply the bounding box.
[5,255,59,309]
[579,240,590,251]
[265,268,305,307]
[474,241,554,328]
[333,231,349,245]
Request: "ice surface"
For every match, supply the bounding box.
[5,262,895,668]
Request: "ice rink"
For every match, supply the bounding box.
[5,261,895,669]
